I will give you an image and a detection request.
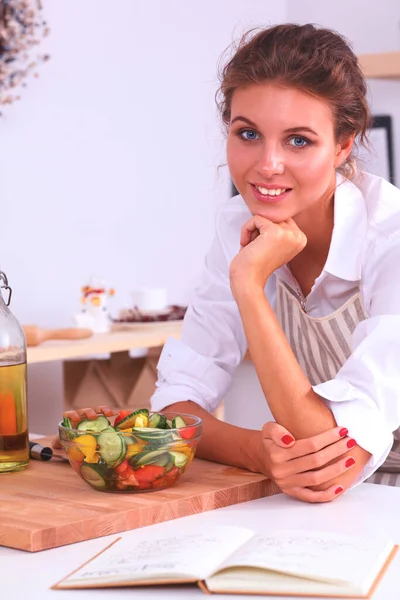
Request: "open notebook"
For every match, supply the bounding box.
[53,525,397,597]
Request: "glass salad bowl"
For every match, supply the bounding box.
[58,409,202,493]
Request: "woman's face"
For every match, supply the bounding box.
[227,83,352,223]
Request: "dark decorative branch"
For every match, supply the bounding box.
[0,0,49,107]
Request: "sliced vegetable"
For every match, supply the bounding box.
[131,450,171,468]
[126,442,147,459]
[75,434,99,464]
[66,445,85,462]
[115,466,139,489]
[114,459,129,476]
[98,431,126,467]
[148,413,168,429]
[131,427,174,444]
[178,426,197,440]
[61,416,72,428]
[169,451,189,468]
[171,415,196,440]
[80,464,107,489]
[76,415,111,433]
[171,442,194,457]
[134,414,148,428]
[151,466,180,489]
[171,416,187,429]
[133,464,166,485]
[114,410,133,427]
[115,409,149,430]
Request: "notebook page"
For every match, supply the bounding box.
[206,567,354,596]
[217,529,393,587]
[58,525,254,588]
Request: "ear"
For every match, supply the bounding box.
[334,135,355,169]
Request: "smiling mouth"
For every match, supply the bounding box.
[254,184,291,197]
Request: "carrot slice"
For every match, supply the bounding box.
[0,391,17,435]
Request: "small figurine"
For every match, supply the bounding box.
[74,278,115,333]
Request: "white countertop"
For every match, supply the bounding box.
[2,482,400,600]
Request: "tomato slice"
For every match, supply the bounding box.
[179,426,196,440]
[115,459,130,476]
[151,467,180,489]
[134,465,165,484]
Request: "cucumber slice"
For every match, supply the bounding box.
[115,408,149,430]
[76,415,111,433]
[131,450,171,468]
[148,413,168,429]
[80,464,107,489]
[169,451,189,468]
[98,431,126,466]
[166,419,173,429]
[172,416,187,429]
[101,426,117,433]
[122,435,138,445]
[132,427,174,444]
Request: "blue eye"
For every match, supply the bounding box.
[289,136,309,148]
[238,129,260,141]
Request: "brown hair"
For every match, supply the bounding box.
[217,23,372,176]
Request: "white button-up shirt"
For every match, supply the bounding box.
[151,172,400,483]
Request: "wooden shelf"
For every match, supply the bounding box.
[358,51,400,79]
[26,322,183,364]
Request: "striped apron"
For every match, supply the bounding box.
[276,277,400,486]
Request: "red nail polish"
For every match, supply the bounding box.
[281,434,295,445]
[345,457,355,468]
[339,428,348,437]
[335,486,344,495]
[347,439,357,449]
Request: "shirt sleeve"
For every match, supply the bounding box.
[314,233,400,485]
[151,206,248,414]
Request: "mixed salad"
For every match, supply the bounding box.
[59,408,200,492]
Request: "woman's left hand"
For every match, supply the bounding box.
[230,216,307,295]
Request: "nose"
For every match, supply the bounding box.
[257,142,285,177]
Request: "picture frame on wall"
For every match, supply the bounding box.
[230,114,395,196]
[358,115,395,185]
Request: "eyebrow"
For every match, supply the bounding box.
[230,116,319,137]
[230,116,258,127]
[284,126,318,136]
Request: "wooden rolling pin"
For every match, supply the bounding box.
[23,325,94,347]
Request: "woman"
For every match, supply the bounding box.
[66,24,400,503]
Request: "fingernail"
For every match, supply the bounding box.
[335,486,344,495]
[347,439,357,449]
[339,428,348,437]
[281,434,295,445]
[345,457,355,468]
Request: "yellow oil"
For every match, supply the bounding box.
[0,363,29,472]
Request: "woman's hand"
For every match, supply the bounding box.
[52,405,115,449]
[230,216,307,296]
[257,422,356,503]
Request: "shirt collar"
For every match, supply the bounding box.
[323,173,368,282]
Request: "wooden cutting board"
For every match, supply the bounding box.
[0,438,280,552]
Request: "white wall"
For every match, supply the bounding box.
[3,1,287,433]
[287,0,400,183]
[1,0,286,325]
